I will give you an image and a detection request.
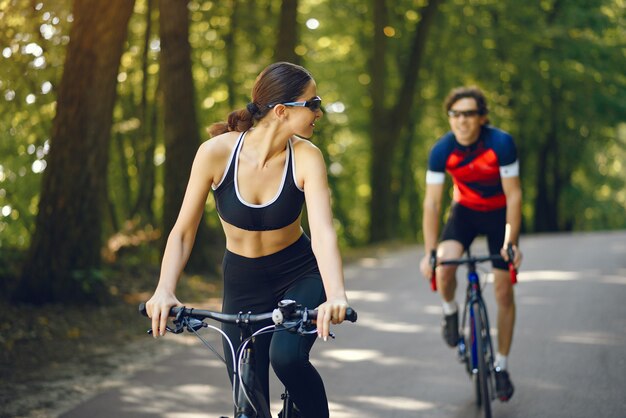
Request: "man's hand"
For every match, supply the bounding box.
[420,254,433,280]
[501,244,523,270]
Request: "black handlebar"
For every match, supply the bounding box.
[429,248,518,292]
[138,301,358,324]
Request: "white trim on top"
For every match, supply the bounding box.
[212,131,246,191]
[234,136,290,208]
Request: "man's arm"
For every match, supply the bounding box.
[501,175,523,268]
[423,182,444,252]
[501,176,522,245]
[420,181,444,279]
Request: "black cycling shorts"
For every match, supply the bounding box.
[440,203,508,270]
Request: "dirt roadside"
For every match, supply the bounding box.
[0,265,222,418]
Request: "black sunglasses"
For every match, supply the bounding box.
[447,109,481,118]
[268,96,322,112]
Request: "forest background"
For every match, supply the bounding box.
[2,0,624,303]
[0,0,624,411]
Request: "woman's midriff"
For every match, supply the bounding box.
[220,217,304,258]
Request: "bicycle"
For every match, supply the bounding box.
[139,300,357,418]
[429,244,517,418]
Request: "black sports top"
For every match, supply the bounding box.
[212,131,305,231]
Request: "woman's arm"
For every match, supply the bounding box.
[146,140,219,337]
[298,141,348,340]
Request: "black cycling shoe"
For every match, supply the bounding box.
[495,369,515,401]
[442,312,459,347]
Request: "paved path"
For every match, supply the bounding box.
[61,231,626,417]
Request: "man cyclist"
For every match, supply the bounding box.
[419,86,523,401]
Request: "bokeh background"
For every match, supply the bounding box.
[1,0,624,311]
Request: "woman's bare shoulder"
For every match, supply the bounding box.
[291,136,322,157]
[291,136,325,177]
[198,131,240,160]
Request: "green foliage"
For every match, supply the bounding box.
[0,0,72,249]
[1,0,624,270]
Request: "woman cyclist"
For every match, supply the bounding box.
[145,62,350,418]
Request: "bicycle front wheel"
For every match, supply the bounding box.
[471,300,492,418]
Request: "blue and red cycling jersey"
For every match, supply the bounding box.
[426,125,519,211]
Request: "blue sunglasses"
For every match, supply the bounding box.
[268,96,322,112]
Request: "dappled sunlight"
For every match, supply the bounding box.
[160,334,204,346]
[322,348,380,362]
[328,401,361,418]
[186,358,224,369]
[320,349,419,367]
[120,384,226,415]
[356,256,404,269]
[358,257,380,268]
[355,315,425,333]
[556,331,624,346]
[423,304,443,315]
[518,270,582,282]
[600,275,626,285]
[346,290,389,302]
[352,395,435,411]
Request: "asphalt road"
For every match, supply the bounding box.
[60,231,626,418]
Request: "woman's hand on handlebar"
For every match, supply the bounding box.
[145,290,182,338]
[316,297,349,340]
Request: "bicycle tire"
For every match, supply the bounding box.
[477,299,496,403]
[472,300,492,418]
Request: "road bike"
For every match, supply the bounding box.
[429,245,516,418]
[139,300,357,418]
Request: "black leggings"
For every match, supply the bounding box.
[221,234,328,418]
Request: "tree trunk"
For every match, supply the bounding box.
[224,0,240,109]
[534,86,560,232]
[132,0,157,223]
[14,0,136,304]
[274,0,300,64]
[368,0,442,243]
[159,0,220,274]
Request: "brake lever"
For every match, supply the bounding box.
[146,324,180,335]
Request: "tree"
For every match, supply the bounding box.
[13,0,136,304]
[159,0,220,273]
[367,0,442,242]
[275,0,301,64]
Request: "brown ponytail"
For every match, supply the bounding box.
[208,108,254,137]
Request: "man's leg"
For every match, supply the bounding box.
[437,240,464,347]
[493,268,515,355]
[493,267,516,400]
